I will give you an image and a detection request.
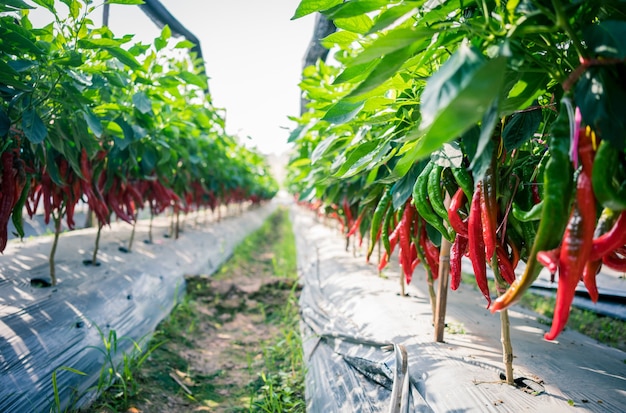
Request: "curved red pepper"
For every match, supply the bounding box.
[583,259,601,303]
[450,233,469,291]
[495,243,516,285]
[545,172,596,341]
[602,251,626,272]
[481,173,498,261]
[448,187,468,237]
[468,184,490,306]
[537,247,560,276]
[399,200,415,283]
[589,211,626,261]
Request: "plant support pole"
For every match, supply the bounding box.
[492,254,514,384]
[434,192,452,342]
[434,237,451,342]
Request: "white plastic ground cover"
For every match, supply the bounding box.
[0,201,276,412]
[292,205,626,413]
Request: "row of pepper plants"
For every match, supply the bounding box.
[0,0,278,284]
[287,0,626,382]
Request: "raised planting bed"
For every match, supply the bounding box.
[292,205,626,412]
[0,201,276,412]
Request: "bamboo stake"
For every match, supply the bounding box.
[434,237,451,342]
[434,191,452,342]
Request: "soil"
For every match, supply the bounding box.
[91,211,301,412]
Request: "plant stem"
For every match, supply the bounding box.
[49,211,62,286]
[491,254,514,384]
[175,210,180,240]
[128,213,137,252]
[92,223,102,265]
[551,0,586,60]
[148,209,154,244]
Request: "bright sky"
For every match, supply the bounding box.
[29,1,316,155]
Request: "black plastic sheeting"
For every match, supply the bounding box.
[0,202,276,412]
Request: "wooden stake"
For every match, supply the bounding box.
[434,192,452,343]
[434,236,451,342]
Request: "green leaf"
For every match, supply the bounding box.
[175,39,196,49]
[113,117,135,150]
[410,45,507,161]
[334,60,379,84]
[82,109,103,137]
[68,0,81,19]
[469,99,499,170]
[348,43,415,97]
[30,0,54,12]
[324,0,389,19]
[105,46,141,69]
[333,14,373,34]
[132,91,152,114]
[367,3,417,34]
[391,161,423,209]
[154,37,167,52]
[333,140,379,178]
[584,20,626,59]
[0,0,34,11]
[161,25,172,41]
[353,27,432,65]
[22,109,47,144]
[177,71,207,89]
[322,99,365,124]
[0,108,10,137]
[78,38,122,48]
[501,72,548,114]
[575,66,626,150]
[502,107,542,151]
[292,0,342,19]
[106,0,144,4]
[321,31,359,49]
[311,134,344,163]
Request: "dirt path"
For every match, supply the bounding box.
[90,207,304,412]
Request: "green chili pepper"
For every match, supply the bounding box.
[367,188,392,261]
[413,162,453,242]
[492,100,574,312]
[382,202,397,256]
[592,140,626,211]
[427,164,451,226]
[511,200,543,222]
[451,166,473,203]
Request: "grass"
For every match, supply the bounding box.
[461,272,626,352]
[80,206,304,412]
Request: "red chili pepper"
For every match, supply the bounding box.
[495,243,516,285]
[419,222,440,281]
[589,211,626,261]
[468,183,491,306]
[537,247,561,276]
[582,259,601,303]
[347,209,366,237]
[399,199,415,283]
[602,251,626,272]
[481,173,498,260]
[0,152,16,252]
[378,251,389,271]
[544,171,596,341]
[448,187,468,237]
[450,234,469,291]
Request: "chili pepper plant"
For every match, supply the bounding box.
[0,1,278,284]
[287,0,626,384]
